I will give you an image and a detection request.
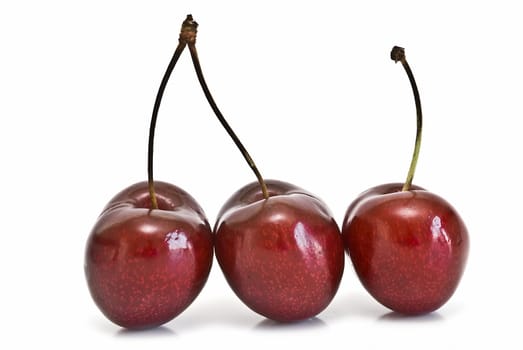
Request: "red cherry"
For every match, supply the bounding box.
[342,184,468,314]
[181,17,344,322]
[85,16,213,328]
[85,181,213,328]
[342,47,469,314]
[181,23,345,321]
[215,180,344,322]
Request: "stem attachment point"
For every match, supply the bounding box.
[180,14,198,45]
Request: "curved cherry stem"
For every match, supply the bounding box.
[391,46,423,192]
[147,16,195,209]
[183,17,269,199]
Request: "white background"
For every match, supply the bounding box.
[1,0,521,348]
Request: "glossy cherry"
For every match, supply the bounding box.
[84,16,213,329]
[85,182,213,328]
[342,47,469,315]
[183,22,345,322]
[215,180,344,322]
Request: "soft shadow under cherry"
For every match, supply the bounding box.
[115,325,176,337]
[378,311,444,322]
[254,317,327,331]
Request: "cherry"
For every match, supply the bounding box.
[84,16,213,329]
[341,46,469,315]
[183,19,345,322]
[215,180,344,322]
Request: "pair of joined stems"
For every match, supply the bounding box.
[147,15,268,209]
[146,17,423,209]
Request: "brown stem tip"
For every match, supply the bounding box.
[391,46,405,63]
[180,14,198,44]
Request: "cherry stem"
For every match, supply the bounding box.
[183,17,269,199]
[147,16,194,209]
[391,46,423,192]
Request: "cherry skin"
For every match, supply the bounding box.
[342,184,469,314]
[214,179,345,322]
[85,181,213,329]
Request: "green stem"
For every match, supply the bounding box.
[391,46,423,192]
[147,16,193,209]
[182,17,269,199]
